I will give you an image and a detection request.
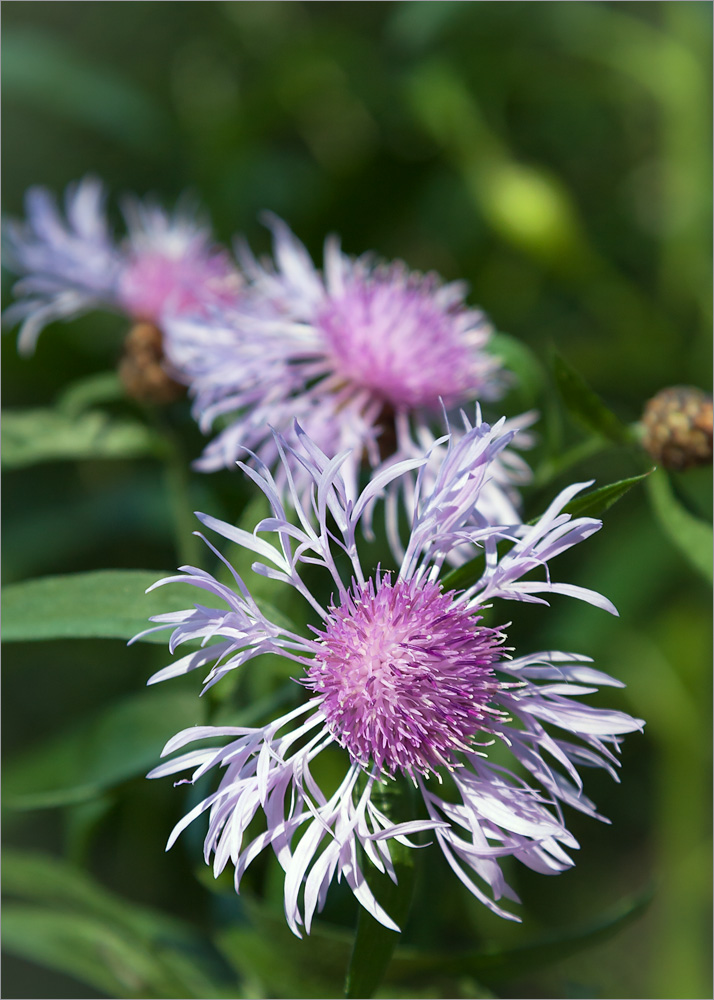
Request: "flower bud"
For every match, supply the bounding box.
[118,323,186,405]
[640,386,713,470]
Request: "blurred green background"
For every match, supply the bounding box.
[2,3,712,998]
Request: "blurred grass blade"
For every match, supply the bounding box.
[552,351,630,443]
[1,569,197,643]
[2,27,171,152]
[1,408,164,468]
[3,690,205,809]
[562,470,652,518]
[3,851,234,998]
[3,905,170,999]
[646,468,713,582]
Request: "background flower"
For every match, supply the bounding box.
[165,216,534,517]
[4,177,241,355]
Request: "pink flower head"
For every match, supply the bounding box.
[165,215,533,516]
[139,417,643,937]
[3,176,241,354]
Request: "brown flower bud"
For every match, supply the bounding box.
[640,386,713,470]
[118,322,186,405]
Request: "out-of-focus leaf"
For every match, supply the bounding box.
[1,569,197,644]
[57,372,126,417]
[2,905,169,999]
[214,888,651,996]
[646,468,713,582]
[562,471,652,518]
[552,352,630,443]
[1,408,164,468]
[389,887,653,985]
[487,331,546,409]
[2,851,236,998]
[3,689,205,809]
[2,28,171,152]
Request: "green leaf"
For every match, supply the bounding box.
[215,896,353,999]
[214,887,651,997]
[1,408,164,469]
[3,27,171,153]
[2,851,235,998]
[562,471,652,518]
[487,331,546,410]
[2,905,170,999]
[3,689,205,809]
[646,468,713,582]
[1,569,200,644]
[552,351,630,443]
[57,372,127,417]
[388,887,653,985]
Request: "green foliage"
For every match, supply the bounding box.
[3,690,205,809]
[1,569,198,643]
[2,851,233,999]
[561,472,653,519]
[1,408,163,468]
[647,468,713,582]
[2,27,171,153]
[552,352,631,444]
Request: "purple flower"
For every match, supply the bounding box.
[3,177,241,354]
[164,216,533,510]
[140,417,643,936]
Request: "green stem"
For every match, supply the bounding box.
[148,409,201,567]
[343,779,417,999]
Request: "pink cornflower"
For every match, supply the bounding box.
[164,216,533,512]
[139,416,643,937]
[3,176,241,354]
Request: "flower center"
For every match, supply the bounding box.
[317,270,487,411]
[306,574,504,778]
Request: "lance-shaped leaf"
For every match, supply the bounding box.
[3,689,206,809]
[1,407,164,469]
[647,468,713,583]
[2,850,234,999]
[552,351,630,444]
[2,570,195,644]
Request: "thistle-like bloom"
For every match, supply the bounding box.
[164,216,531,509]
[3,176,241,354]
[140,417,643,936]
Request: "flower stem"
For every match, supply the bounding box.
[343,780,416,999]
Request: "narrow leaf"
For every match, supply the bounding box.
[2,851,233,998]
[552,351,629,443]
[647,468,713,582]
[57,371,126,417]
[3,689,205,809]
[1,408,163,469]
[562,471,652,518]
[1,569,201,644]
